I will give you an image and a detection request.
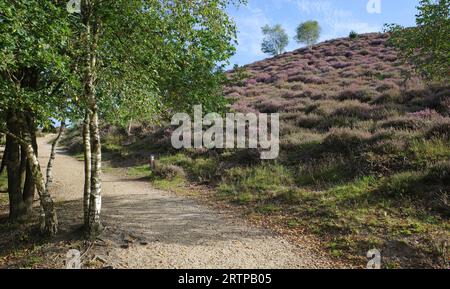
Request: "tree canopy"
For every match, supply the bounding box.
[261,24,289,56]
[295,20,321,49]
[386,0,450,82]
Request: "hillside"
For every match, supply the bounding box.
[61,33,449,268]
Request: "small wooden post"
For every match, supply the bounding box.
[149,154,156,170]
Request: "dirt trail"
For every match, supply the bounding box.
[38,135,342,269]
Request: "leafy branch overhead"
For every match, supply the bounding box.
[386,0,450,82]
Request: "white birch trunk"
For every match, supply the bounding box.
[83,112,92,227]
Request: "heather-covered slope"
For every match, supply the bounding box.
[61,33,449,268]
[218,32,450,267]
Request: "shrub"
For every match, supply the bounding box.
[376,81,399,92]
[426,120,450,141]
[332,62,351,69]
[338,85,376,102]
[256,72,272,83]
[332,101,374,120]
[379,116,429,130]
[256,98,286,113]
[349,31,358,39]
[323,128,371,155]
[153,164,186,180]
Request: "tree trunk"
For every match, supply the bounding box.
[82,0,102,237]
[82,112,91,227]
[6,134,23,221]
[6,111,25,221]
[2,126,59,235]
[22,114,39,217]
[88,107,102,237]
[45,122,65,189]
[0,141,8,175]
[24,141,58,236]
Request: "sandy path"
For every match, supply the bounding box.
[38,135,340,269]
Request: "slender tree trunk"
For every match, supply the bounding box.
[22,162,35,216]
[24,141,58,236]
[0,141,8,175]
[22,114,39,217]
[45,122,65,189]
[88,107,102,236]
[83,113,91,226]
[82,0,102,237]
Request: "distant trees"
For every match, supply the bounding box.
[295,21,321,49]
[386,0,450,82]
[261,24,289,56]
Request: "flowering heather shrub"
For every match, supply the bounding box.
[290,83,303,91]
[332,100,375,120]
[359,50,370,56]
[245,78,258,86]
[227,92,241,100]
[272,73,289,84]
[426,120,450,140]
[376,81,399,92]
[408,108,441,119]
[256,72,272,83]
[224,86,244,95]
[323,48,336,56]
[231,102,258,114]
[338,85,376,102]
[340,70,358,78]
[379,116,431,131]
[373,89,403,104]
[332,62,351,69]
[381,54,398,62]
[255,97,288,113]
[302,75,326,84]
[345,51,354,58]
[295,113,324,129]
[370,39,384,46]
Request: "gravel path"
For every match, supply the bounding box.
[38,135,341,269]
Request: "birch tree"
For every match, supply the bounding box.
[0,0,74,234]
[71,0,243,237]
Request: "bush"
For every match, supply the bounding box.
[152,164,186,180]
[426,120,450,140]
[338,86,376,102]
[332,101,375,120]
[379,116,429,130]
[349,31,358,39]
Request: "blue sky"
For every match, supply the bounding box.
[227,0,421,67]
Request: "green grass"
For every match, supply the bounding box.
[218,164,294,203]
[0,171,7,195]
[127,164,151,177]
